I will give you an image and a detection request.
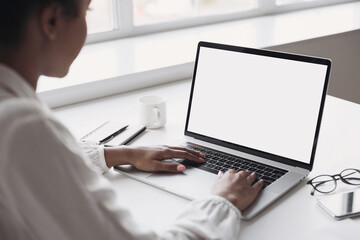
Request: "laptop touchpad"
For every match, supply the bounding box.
[146,167,217,200]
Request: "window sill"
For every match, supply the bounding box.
[38,1,360,108]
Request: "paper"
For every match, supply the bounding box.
[81,121,146,145]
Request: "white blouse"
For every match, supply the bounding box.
[0,64,241,240]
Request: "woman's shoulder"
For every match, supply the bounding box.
[0,98,77,154]
[0,98,57,132]
[1,98,50,118]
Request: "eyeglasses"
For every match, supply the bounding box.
[307,168,360,195]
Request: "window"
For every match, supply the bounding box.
[38,0,358,108]
[86,0,116,34]
[133,0,257,25]
[277,0,317,5]
[85,0,354,41]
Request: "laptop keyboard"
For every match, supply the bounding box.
[176,143,288,188]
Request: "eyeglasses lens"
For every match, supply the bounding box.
[312,175,336,193]
[340,169,360,185]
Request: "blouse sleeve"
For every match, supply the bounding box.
[160,195,241,239]
[3,111,241,240]
[79,140,110,174]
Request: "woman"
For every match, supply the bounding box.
[0,0,263,239]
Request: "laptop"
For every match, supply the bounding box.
[115,41,331,219]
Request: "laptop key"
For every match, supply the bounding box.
[273,169,287,175]
[198,165,218,174]
[261,176,276,182]
[223,164,231,169]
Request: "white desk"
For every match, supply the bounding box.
[54,79,360,239]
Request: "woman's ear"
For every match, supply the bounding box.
[40,4,62,41]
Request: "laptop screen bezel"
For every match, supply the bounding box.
[184,41,331,171]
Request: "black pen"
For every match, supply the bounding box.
[99,125,129,144]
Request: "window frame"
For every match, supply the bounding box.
[86,0,356,44]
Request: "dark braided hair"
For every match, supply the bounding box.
[0,0,79,50]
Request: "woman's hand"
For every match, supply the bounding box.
[212,169,263,211]
[104,145,205,172]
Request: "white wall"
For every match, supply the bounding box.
[267,29,360,104]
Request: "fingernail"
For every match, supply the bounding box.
[200,158,205,162]
[177,165,186,172]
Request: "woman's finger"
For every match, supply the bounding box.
[166,146,205,157]
[252,179,264,191]
[237,170,251,179]
[161,148,205,163]
[152,161,186,172]
[226,169,237,174]
[246,172,257,184]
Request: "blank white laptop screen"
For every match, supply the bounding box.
[187,47,328,164]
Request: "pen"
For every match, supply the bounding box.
[99,125,129,144]
[104,125,147,147]
[121,126,146,145]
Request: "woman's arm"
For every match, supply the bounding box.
[104,145,205,172]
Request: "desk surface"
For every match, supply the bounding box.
[54,79,360,239]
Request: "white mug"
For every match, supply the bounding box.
[138,96,167,129]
